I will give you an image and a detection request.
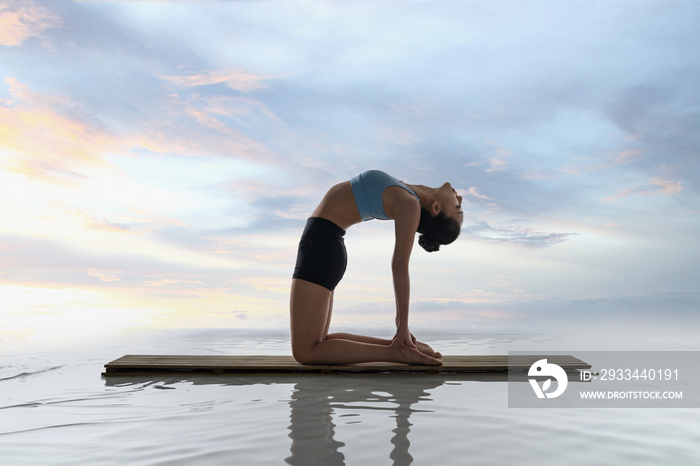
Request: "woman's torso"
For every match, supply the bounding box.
[311,172,420,230]
[310,181,362,230]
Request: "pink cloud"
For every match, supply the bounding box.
[485,139,511,172]
[0,3,60,47]
[1,79,121,183]
[467,186,493,200]
[0,78,277,183]
[650,177,682,195]
[71,210,136,234]
[602,177,682,202]
[86,269,122,283]
[129,91,276,162]
[160,69,272,92]
[612,149,644,165]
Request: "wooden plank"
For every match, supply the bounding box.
[103,354,590,376]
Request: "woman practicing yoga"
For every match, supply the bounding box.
[290,170,463,366]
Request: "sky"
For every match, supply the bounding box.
[1,0,699,346]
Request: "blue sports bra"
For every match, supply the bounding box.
[350,170,420,221]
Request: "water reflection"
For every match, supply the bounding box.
[286,375,446,465]
[105,372,509,465]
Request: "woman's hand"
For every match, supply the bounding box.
[395,329,443,358]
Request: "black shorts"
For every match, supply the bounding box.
[292,217,347,291]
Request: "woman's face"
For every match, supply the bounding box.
[436,182,464,225]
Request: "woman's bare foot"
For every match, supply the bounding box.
[391,339,442,366]
[416,340,442,358]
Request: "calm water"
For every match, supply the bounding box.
[1,330,699,465]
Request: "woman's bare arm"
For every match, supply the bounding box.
[391,195,421,351]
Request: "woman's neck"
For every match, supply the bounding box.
[405,184,436,211]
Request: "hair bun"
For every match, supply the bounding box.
[418,234,441,253]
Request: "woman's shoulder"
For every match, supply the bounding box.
[384,185,421,220]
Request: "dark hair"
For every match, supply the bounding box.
[417,208,461,253]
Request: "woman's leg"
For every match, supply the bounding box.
[321,291,334,340]
[325,332,442,358]
[320,288,441,357]
[290,278,440,365]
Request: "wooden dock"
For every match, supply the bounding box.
[103,354,590,376]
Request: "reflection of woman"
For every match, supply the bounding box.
[290,170,463,366]
[285,375,445,466]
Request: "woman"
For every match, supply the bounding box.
[290,170,463,366]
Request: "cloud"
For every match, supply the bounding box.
[72,210,136,234]
[604,81,700,193]
[602,177,683,202]
[142,278,205,287]
[403,292,700,334]
[611,149,644,165]
[0,77,279,184]
[485,140,511,172]
[0,234,293,331]
[0,234,227,288]
[467,186,494,201]
[157,226,298,266]
[235,276,290,294]
[1,0,698,339]
[0,78,121,183]
[160,69,272,92]
[200,94,281,121]
[131,90,278,163]
[0,283,169,343]
[217,175,329,231]
[0,2,61,47]
[465,220,576,248]
[86,268,121,282]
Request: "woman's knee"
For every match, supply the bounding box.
[291,339,319,365]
